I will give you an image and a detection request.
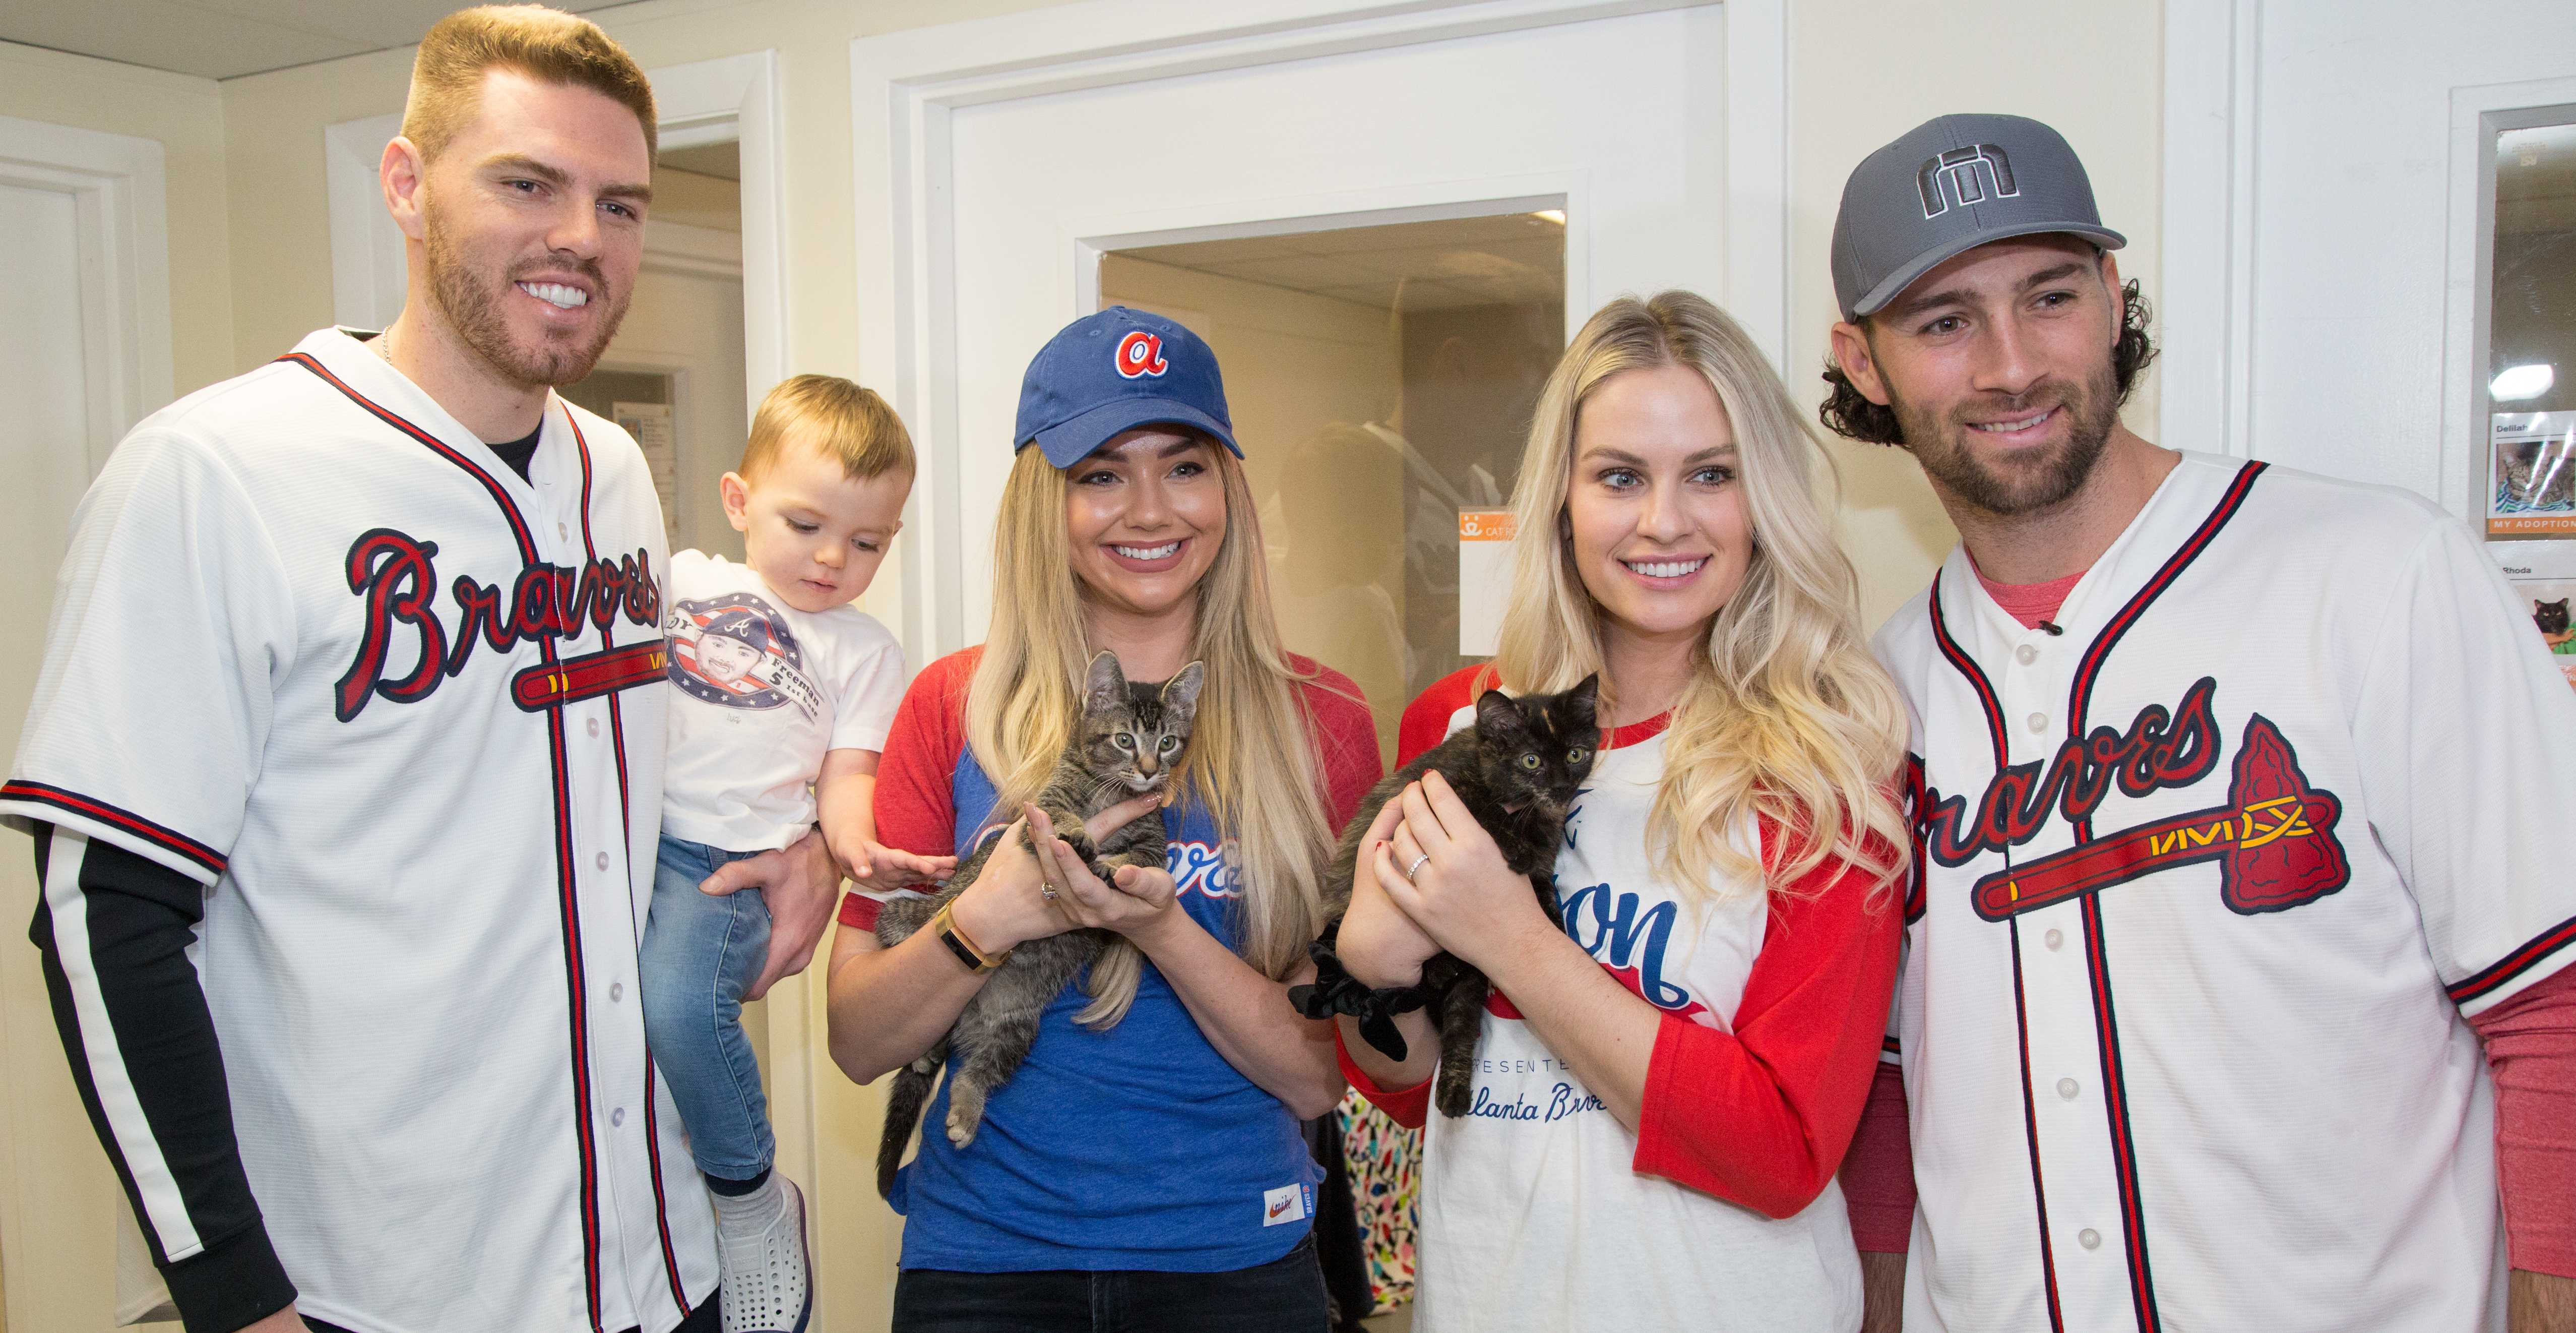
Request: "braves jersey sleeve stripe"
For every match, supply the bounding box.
[1,781,226,878]
[2451,917,2576,1006]
[27,826,298,1333]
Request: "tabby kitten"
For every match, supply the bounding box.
[872,650,1204,1196]
[1292,675,1599,1118]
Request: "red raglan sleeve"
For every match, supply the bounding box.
[838,647,977,933]
[1629,827,1904,1219]
[1291,659,1385,831]
[1330,665,1487,1128]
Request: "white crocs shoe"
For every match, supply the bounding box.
[714,1175,811,1333]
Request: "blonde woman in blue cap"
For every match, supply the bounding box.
[824,308,1384,1331]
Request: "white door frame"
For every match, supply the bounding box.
[0,115,173,475]
[0,112,174,1330]
[324,49,788,417]
[2160,0,2576,521]
[850,0,1788,661]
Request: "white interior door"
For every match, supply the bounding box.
[0,115,173,1332]
[860,0,1782,659]
[2163,0,2576,516]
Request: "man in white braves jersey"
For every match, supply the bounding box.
[1819,115,2576,1331]
[2,10,837,1333]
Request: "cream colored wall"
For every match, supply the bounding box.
[0,41,234,396]
[1788,0,2165,629]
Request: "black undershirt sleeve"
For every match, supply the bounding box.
[27,823,295,1333]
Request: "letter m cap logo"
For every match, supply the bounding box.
[1918,144,2019,219]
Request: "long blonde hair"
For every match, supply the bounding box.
[966,444,1338,1025]
[1493,291,1910,901]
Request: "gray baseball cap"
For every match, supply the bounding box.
[1831,114,2126,321]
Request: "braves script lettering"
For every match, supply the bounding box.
[1917,675,2221,867]
[337,527,662,721]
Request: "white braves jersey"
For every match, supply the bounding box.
[1874,452,2576,1333]
[1,329,715,1333]
[1413,714,1860,1333]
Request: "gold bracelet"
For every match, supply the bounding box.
[929,901,1008,975]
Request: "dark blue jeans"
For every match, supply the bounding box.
[892,1236,1330,1333]
[639,833,774,1182]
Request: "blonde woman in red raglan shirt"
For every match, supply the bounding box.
[1333,291,1911,1330]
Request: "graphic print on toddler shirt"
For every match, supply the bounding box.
[665,591,825,720]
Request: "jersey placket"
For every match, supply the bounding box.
[1990,607,2137,1333]
[530,430,691,1331]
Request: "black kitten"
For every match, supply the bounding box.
[2537,598,2569,639]
[1292,675,1599,1118]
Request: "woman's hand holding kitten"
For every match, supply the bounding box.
[1336,795,1442,990]
[950,795,1165,952]
[1026,803,1185,945]
[1378,770,1561,976]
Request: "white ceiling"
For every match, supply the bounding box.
[1,0,634,81]
[1117,213,1566,314]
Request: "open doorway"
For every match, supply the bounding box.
[558,135,750,562]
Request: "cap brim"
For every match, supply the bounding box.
[1849,222,2128,320]
[1025,397,1242,468]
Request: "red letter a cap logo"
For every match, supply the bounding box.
[1115,330,1169,379]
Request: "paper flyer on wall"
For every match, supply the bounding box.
[1457,509,1515,656]
[2490,538,2576,692]
[2487,409,2576,537]
[612,401,681,547]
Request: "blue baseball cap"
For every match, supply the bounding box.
[1013,307,1241,468]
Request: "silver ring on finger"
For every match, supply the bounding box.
[1040,880,1060,900]
[1406,853,1430,882]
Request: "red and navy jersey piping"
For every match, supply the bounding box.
[0,780,227,877]
[2449,913,2576,1007]
[1928,579,2061,1326]
[2050,457,2264,1333]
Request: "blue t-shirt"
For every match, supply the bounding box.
[888,747,1322,1273]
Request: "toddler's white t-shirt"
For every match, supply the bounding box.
[659,549,904,852]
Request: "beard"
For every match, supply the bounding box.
[1889,353,2121,518]
[421,197,630,389]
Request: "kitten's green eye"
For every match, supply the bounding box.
[1113,734,1135,751]
[1159,736,1179,753]
[1567,748,1589,765]
[1518,753,1541,770]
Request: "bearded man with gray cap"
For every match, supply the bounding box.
[1823,114,2576,1332]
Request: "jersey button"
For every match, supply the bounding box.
[596,852,611,871]
[2016,644,2038,665]
[2057,1077,2079,1100]
[558,522,570,539]
[611,1107,625,1128]
[610,982,624,1002]
[2078,1228,2101,1250]
[2044,928,2064,950]
[587,717,601,737]
[2026,712,2049,734]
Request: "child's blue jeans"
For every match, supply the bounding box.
[640,833,775,1183]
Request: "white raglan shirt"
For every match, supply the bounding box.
[1874,452,2576,1333]
[1,329,715,1333]
[1410,714,1863,1333]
